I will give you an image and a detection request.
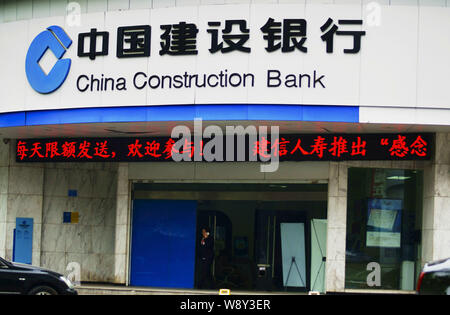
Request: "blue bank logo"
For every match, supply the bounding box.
[25,25,72,94]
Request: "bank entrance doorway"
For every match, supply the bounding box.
[130,183,328,292]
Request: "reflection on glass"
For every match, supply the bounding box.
[345,168,423,291]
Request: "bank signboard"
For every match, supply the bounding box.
[0,4,449,116]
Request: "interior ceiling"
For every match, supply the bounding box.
[0,120,449,139]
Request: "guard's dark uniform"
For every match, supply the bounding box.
[198,235,214,289]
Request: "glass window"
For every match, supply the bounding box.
[345,168,423,291]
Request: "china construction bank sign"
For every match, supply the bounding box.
[26,15,365,94]
[1,3,448,112]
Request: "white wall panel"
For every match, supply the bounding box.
[417,7,450,109]
[87,0,108,13]
[101,9,150,107]
[176,0,201,7]
[49,0,67,16]
[419,0,446,6]
[32,0,50,18]
[0,21,29,112]
[0,1,3,23]
[390,0,418,5]
[152,0,176,8]
[17,0,33,20]
[107,0,129,11]
[2,0,439,16]
[129,0,152,9]
[3,0,16,22]
[359,5,418,107]
[301,4,362,106]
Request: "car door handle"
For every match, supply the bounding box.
[18,278,26,281]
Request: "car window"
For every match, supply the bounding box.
[0,260,7,268]
[420,271,450,295]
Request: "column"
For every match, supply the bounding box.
[0,141,10,258]
[325,162,348,292]
[5,141,44,265]
[114,163,130,284]
[422,133,450,265]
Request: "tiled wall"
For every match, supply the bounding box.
[40,161,118,282]
[0,141,10,259]
[0,0,449,23]
[422,133,450,263]
[2,142,44,266]
[0,140,118,282]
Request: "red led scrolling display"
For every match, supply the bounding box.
[15,133,432,163]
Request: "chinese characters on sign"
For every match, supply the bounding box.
[77,18,366,59]
[16,134,431,163]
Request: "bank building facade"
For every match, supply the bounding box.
[0,0,449,294]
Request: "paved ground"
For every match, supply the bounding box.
[74,284,416,295]
[75,284,307,295]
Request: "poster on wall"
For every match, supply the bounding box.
[366,199,402,248]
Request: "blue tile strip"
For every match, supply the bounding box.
[0,104,359,128]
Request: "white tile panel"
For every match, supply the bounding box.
[247,3,306,105]
[57,12,106,109]
[225,0,250,4]
[129,0,152,9]
[17,0,33,20]
[107,0,129,11]
[0,20,29,112]
[419,0,446,6]
[362,0,389,4]
[146,6,198,105]
[76,0,88,13]
[0,0,4,23]
[302,4,362,106]
[152,0,176,8]
[416,7,450,109]
[390,0,418,5]
[32,0,50,19]
[100,9,150,107]
[359,5,418,107]
[335,0,362,4]
[278,0,305,3]
[3,0,16,22]
[49,0,67,17]
[359,106,416,124]
[306,0,334,4]
[176,0,201,6]
[87,0,108,13]
[415,108,450,125]
[359,106,450,125]
[200,0,226,5]
[194,4,251,105]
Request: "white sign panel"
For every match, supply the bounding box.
[280,222,306,288]
[0,4,449,114]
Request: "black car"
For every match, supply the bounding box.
[417,257,450,295]
[0,256,77,295]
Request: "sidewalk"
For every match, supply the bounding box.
[75,284,307,295]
